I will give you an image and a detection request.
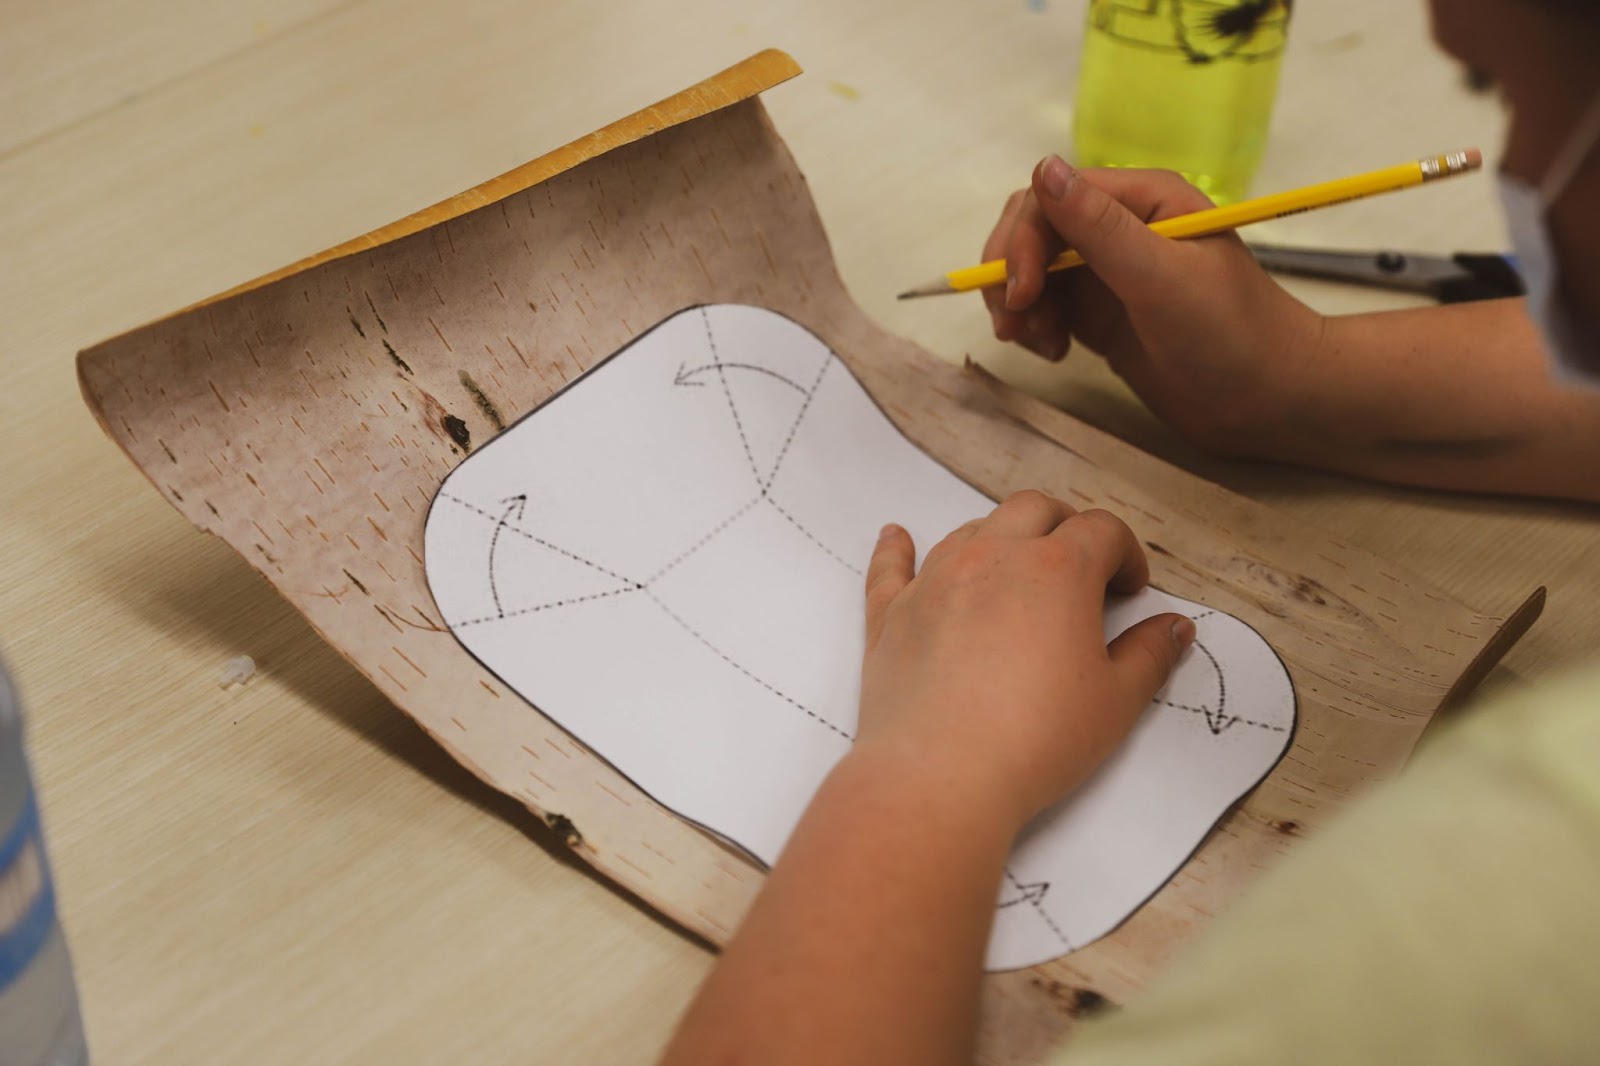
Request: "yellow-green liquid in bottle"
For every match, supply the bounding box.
[1072,0,1292,205]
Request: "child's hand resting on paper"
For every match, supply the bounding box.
[857,491,1197,827]
[660,491,1194,1066]
[984,156,1321,455]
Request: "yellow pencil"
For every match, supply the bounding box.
[897,148,1483,299]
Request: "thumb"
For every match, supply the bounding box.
[864,524,915,649]
[1031,155,1172,301]
[1107,613,1196,709]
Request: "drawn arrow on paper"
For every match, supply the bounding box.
[489,494,527,619]
[997,881,1050,908]
[1202,706,1235,735]
[673,360,807,396]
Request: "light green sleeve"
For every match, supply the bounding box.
[1054,666,1600,1066]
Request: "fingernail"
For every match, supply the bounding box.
[1172,617,1197,649]
[1040,155,1074,202]
[1048,339,1070,363]
[1004,275,1018,309]
[878,523,902,543]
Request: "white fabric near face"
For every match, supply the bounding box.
[1498,90,1600,387]
[423,304,1297,970]
[1497,173,1599,387]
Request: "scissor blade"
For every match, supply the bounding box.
[1248,243,1466,295]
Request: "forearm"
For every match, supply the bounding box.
[659,746,1018,1066]
[1249,299,1600,502]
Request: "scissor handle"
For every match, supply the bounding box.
[1440,254,1526,303]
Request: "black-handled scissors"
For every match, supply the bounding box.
[1248,243,1525,304]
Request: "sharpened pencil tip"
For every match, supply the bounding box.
[896,278,955,300]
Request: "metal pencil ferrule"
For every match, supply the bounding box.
[1420,150,1473,180]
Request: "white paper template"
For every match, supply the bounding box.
[424,304,1296,969]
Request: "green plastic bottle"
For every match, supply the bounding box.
[1072,0,1293,205]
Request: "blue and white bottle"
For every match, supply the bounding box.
[0,654,88,1066]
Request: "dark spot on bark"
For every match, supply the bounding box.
[1272,819,1300,836]
[348,312,365,338]
[383,339,413,375]
[1071,989,1113,1018]
[527,299,538,314]
[443,414,471,450]
[545,813,583,848]
[1145,541,1171,556]
[204,500,220,518]
[417,389,465,453]
[342,569,369,596]
[459,370,506,431]
[1290,576,1327,606]
[1029,976,1119,1019]
[159,439,177,463]
[256,544,276,565]
[1240,560,1361,622]
[364,291,388,333]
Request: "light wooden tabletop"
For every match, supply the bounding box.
[4,2,1595,1062]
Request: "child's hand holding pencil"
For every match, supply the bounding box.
[976,155,1327,455]
[952,151,1586,501]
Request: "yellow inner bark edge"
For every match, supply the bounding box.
[182,48,803,316]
